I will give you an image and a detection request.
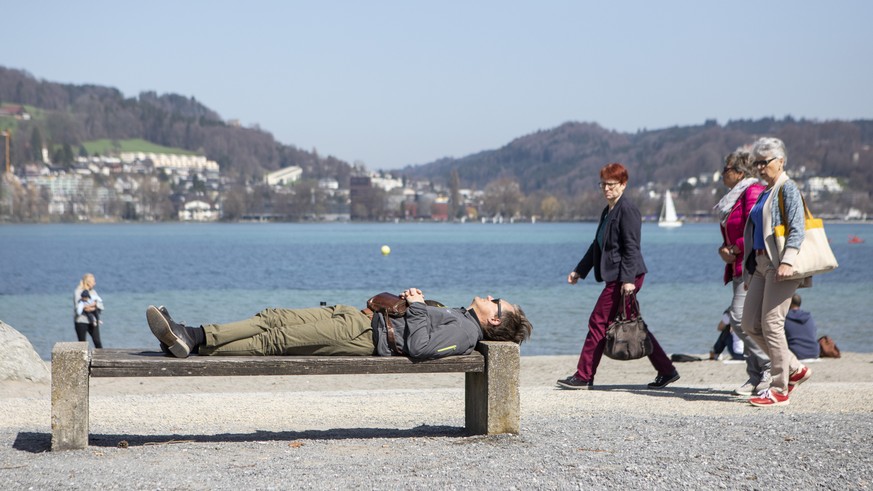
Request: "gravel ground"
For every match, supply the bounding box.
[2,354,872,489]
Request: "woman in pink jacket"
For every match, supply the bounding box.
[714,150,769,396]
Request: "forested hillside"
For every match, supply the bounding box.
[0,66,352,183]
[401,118,873,218]
[406,119,873,197]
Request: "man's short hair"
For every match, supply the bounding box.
[791,294,802,308]
[487,305,533,344]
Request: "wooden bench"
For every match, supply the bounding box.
[50,340,520,451]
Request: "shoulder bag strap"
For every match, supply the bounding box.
[624,290,641,320]
[382,314,404,356]
[778,187,787,228]
[779,186,814,230]
[616,290,630,322]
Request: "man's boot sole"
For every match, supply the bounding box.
[146,305,190,358]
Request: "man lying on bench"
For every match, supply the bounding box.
[146,288,532,360]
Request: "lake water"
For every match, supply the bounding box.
[1,222,870,360]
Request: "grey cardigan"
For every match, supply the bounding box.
[742,172,807,285]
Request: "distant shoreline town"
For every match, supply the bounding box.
[0,146,866,224]
[1,99,869,224]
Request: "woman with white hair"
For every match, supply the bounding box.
[741,137,812,407]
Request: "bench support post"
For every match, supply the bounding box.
[465,341,520,435]
[51,342,90,451]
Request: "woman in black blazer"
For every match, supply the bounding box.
[557,163,679,390]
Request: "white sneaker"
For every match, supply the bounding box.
[733,381,756,396]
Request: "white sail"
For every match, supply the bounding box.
[658,190,682,228]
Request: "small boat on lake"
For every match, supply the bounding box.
[658,189,682,228]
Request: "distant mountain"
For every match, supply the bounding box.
[0,66,353,184]
[402,118,873,200]
[4,65,871,215]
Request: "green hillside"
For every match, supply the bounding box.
[82,138,198,156]
[0,104,44,132]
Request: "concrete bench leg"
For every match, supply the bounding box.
[51,342,90,451]
[465,341,520,435]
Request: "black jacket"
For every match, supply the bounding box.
[574,195,647,284]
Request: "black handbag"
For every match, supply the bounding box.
[604,291,653,361]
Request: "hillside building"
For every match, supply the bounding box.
[265,165,303,186]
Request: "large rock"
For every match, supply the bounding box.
[0,321,50,382]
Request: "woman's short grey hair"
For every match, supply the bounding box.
[725,150,756,178]
[752,137,788,165]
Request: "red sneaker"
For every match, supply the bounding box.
[749,389,789,407]
[788,365,812,393]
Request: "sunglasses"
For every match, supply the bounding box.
[753,157,778,168]
[492,298,502,318]
[599,181,620,189]
[722,166,737,174]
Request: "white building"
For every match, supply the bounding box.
[265,166,303,186]
[120,152,219,173]
[371,174,403,192]
[318,178,339,190]
[179,200,218,221]
[806,177,843,199]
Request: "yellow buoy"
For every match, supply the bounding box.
[381,245,391,256]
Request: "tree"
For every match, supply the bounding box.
[62,143,74,165]
[30,127,43,162]
[482,177,524,218]
[220,187,247,220]
[136,176,174,221]
[449,168,462,219]
[540,195,561,221]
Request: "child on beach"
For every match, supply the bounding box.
[77,290,101,328]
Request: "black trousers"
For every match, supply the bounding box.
[74,322,103,349]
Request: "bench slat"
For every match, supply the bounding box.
[89,349,484,377]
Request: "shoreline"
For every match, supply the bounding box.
[3,352,872,489]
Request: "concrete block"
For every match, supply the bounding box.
[465,341,520,435]
[51,342,90,451]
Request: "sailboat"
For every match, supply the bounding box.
[658,189,682,228]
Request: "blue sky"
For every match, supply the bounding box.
[2,1,871,169]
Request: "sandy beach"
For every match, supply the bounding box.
[3,353,872,489]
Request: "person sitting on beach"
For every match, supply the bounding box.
[784,294,819,360]
[710,308,745,361]
[145,288,532,360]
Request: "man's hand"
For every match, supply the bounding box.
[567,271,580,285]
[400,288,424,304]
